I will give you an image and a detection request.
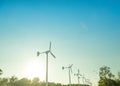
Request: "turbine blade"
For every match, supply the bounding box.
[69,64,73,68]
[50,52,56,58]
[49,42,51,51]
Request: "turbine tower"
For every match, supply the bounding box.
[37,42,56,86]
[82,74,85,85]
[62,64,73,86]
[74,69,82,86]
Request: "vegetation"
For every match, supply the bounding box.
[98,66,120,86]
[0,76,89,86]
[0,69,89,86]
[1,66,120,86]
[0,69,2,75]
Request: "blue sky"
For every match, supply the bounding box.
[0,0,120,86]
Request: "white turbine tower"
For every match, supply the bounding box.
[37,42,56,86]
[74,69,82,86]
[82,74,85,85]
[62,64,73,86]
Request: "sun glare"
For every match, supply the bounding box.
[25,60,45,80]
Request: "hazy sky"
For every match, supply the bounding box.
[0,0,120,86]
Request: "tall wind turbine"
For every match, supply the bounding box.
[62,64,73,86]
[74,69,82,86]
[37,42,56,86]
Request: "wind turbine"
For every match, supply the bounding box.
[62,64,73,86]
[85,79,92,86]
[82,74,85,85]
[37,42,56,86]
[74,69,82,86]
[85,79,89,86]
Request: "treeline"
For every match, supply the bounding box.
[2,65,120,86]
[0,76,89,86]
[0,76,56,86]
[98,66,120,86]
[0,69,89,86]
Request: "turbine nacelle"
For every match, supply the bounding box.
[62,66,64,70]
[62,64,73,73]
[37,42,56,58]
[37,51,40,56]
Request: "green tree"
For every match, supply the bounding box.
[8,76,18,86]
[0,69,3,75]
[15,78,31,86]
[0,78,8,86]
[99,66,110,79]
[108,72,114,79]
[31,77,41,86]
[98,66,116,86]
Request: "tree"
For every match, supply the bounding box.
[31,77,41,86]
[99,66,114,79]
[108,72,114,79]
[0,78,8,86]
[15,78,31,86]
[8,76,18,86]
[0,69,3,75]
[99,66,110,79]
[98,66,115,86]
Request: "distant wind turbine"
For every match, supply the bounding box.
[37,42,56,86]
[82,74,85,85]
[85,79,92,86]
[74,69,82,86]
[62,64,73,86]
